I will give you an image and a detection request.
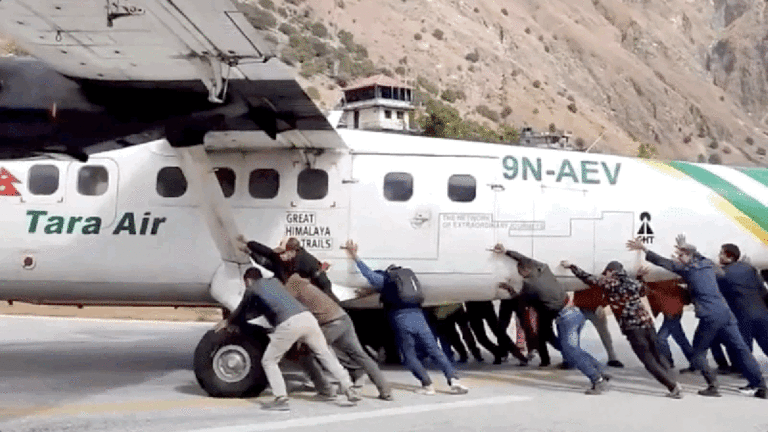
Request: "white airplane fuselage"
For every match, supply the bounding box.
[2,128,768,308]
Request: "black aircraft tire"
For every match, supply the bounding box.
[193,328,268,398]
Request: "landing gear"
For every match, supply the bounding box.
[194,324,270,397]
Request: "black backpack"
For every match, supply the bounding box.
[384,266,425,306]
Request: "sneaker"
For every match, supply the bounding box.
[679,366,696,374]
[755,388,767,399]
[602,372,613,382]
[262,396,290,411]
[557,362,573,370]
[666,383,683,399]
[493,355,507,365]
[473,354,484,362]
[450,379,469,395]
[344,387,362,403]
[416,384,436,395]
[738,385,758,396]
[697,386,721,397]
[378,392,394,401]
[585,378,608,395]
[314,391,338,402]
[607,360,625,368]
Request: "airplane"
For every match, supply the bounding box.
[2,0,768,398]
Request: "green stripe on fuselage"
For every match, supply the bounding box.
[738,167,768,187]
[668,161,768,233]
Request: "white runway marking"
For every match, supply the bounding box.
[197,394,532,432]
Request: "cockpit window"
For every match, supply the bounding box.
[215,167,236,198]
[77,166,109,196]
[249,169,279,199]
[28,164,59,195]
[297,168,328,200]
[448,174,476,202]
[383,172,413,202]
[156,167,187,198]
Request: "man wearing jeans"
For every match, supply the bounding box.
[215,268,361,411]
[343,240,469,395]
[492,244,608,395]
[283,274,393,400]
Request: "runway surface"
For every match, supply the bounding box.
[0,313,766,432]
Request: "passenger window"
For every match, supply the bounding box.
[77,166,109,196]
[297,168,328,200]
[28,164,59,196]
[448,174,476,202]
[156,167,187,198]
[215,167,236,198]
[384,172,413,202]
[249,169,279,199]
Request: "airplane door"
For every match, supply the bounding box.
[493,180,535,257]
[349,154,438,261]
[280,151,350,259]
[65,157,119,228]
[436,158,497,274]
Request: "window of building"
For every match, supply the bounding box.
[214,167,236,198]
[77,166,109,196]
[384,172,413,202]
[385,110,392,119]
[297,168,328,200]
[381,86,392,99]
[396,111,405,120]
[28,164,60,196]
[249,169,279,199]
[156,167,187,198]
[448,174,476,202]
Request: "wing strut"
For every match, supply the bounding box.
[167,118,250,311]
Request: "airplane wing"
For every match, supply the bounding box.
[0,0,347,156]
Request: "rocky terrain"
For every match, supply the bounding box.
[4,0,768,165]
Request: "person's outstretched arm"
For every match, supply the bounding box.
[343,240,385,291]
[561,260,599,286]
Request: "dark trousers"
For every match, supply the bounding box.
[709,334,736,369]
[738,314,768,356]
[466,301,527,362]
[434,306,482,361]
[625,326,678,391]
[536,308,562,366]
[691,314,766,389]
[499,297,537,353]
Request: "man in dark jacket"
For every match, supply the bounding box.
[627,235,767,399]
[279,237,339,303]
[562,260,682,398]
[215,268,360,411]
[343,240,469,395]
[716,243,768,394]
[493,244,609,395]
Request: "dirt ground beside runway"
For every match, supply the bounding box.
[0,303,222,322]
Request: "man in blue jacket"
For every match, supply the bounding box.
[716,243,768,395]
[627,235,767,399]
[343,240,469,396]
